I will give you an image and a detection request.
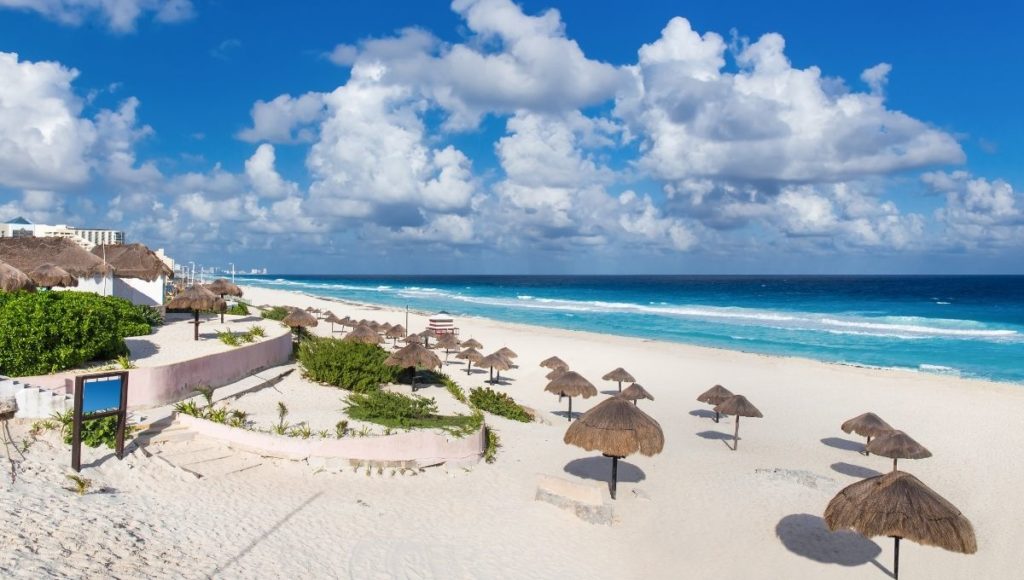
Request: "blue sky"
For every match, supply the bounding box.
[0,0,1022,274]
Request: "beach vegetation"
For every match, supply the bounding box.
[0,292,153,376]
[52,412,134,450]
[439,373,468,404]
[297,338,397,392]
[217,329,241,346]
[66,474,93,496]
[335,420,349,438]
[289,423,312,439]
[344,390,481,433]
[469,387,531,423]
[173,400,203,417]
[116,354,135,369]
[248,325,266,338]
[206,407,229,424]
[195,386,214,408]
[29,419,59,437]
[261,305,290,321]
[484,428,501,464]
[227,302,250,316]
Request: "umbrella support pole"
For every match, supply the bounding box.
[193,310,200,341]
[610,456,618,500]
[618,381,622,392]
[866,435,871,456]
[466,361,472,374]
[714,410,719,423]
[893,457,897,472]
[893,536,900,579]
[733,416,740,451]
[568,397,573,422]
[489,368,494,384]
[220,294,225,323]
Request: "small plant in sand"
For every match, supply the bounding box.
[66,474,93,496]
[173,400,202,418]
[206,407,229,424]
[484,428,501,464]
[335,420,349,438]
[217,329,241,347]
[261,305,290,321]
[469,387,531,423]
[116,354,136,369]
[30,419,59,437]
[289,423,312,439]
[228,409,249,429]
[238,331,255,344]
[316,429,330,438]
[248,325,266,338]
[227,302,250,316]
[271,401,290,435]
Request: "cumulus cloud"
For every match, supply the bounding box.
[926,171,1024,248]
[237,92,327,143]
[245,144,298,199]
[0,0,194,32]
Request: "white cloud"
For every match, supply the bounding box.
[861,62,892,95]
[93,96,162,185]
[237,92,327,143]
[0,0,194,32]
[244,144,298,199]
[927,171,1024,248]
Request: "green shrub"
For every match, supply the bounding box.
[217,330,241,346]
[469,387,532,422]
[345,390,479,432]
[134,304,164,327]
[297,338,397,393]
[53,412,135,450]
[248,325,266,338]
[484,428,501,463]
[227,302,249,315]
[0,291,152,376]
[261,305,290,321]
[439,373,468,404]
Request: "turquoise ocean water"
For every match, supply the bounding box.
[237,275,1024,384]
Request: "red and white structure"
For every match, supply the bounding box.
[428,311,458,336]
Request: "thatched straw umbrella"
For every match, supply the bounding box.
[866,430,932,472]
[379,322,394,336]
[540,356,569,371]
[417,329,436,348]
[545,371,598,422]
[697,384,734,423]
[339,316,355,330]
[167,285,227,341]
[714,395,762,451]
[386,324,407,346]
[402,334,422,345]
[564,396,664,500]
[546,368,567,381]
[385,343,442,391]
[455,347,483,375]
[28,264,77,289]
[496,346,517,360]
[206,278,243,322]
[461,338,483,350]
[0,260,35,293]
[620,383,654,406]
[602,367,635,392]
[436,333,461,362]
[282,309,317,338]
[825,471,976,579]
[324,313,343,333]
[476,353,510,384]
[841,412,893,456]
[344,324,382,344]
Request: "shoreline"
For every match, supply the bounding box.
[248,286,1020,394]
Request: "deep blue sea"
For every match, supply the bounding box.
[237,275,1024,384]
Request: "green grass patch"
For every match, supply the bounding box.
[469,387,531,422]
[345,390,481,433]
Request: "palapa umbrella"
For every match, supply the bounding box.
[282,309,318,337]
[455,347,483,374]
[714,395,762,451]
[620,383,654,406]
[460,338,483,350]
[385,343,442,391]
[825,470,976,579]
[697,384,734,423]
[545,371,598,422]
[344,324,382,344]
[386,324,407,346]
[402,334,422,345]
[167,285,227,341]
[841,412,893,456]
[379,322,394,335]
[564,395,664,499]
[545,368,567,381]
[206,278,243,323]
[539,356,569,371]
[339,316,355,330]
[0,260,35,292]
[28,264,77,289]
[324,313,343,333]
[436,333,461,362]
[496,346,518,360]
[602,367,635,393]
[417,329,436,348]
[866,430,932,472]
[476,353,510,384]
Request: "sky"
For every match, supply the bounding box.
[0,0,1022,275]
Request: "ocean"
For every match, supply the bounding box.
[236,275,1024,384]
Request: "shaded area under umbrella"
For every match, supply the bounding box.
[545,371,597,422]
[385,343,442,391]
[167,285,226,341]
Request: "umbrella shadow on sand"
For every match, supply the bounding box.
[830,462,882,478]
[689,409,717,419]
[696,430,736,449]
[775,513,892,577]
[564,457,645,489]
[821,437,867,452]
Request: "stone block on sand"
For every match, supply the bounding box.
[535,474,613,525]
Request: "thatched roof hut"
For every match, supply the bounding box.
[539,356,569,371]
[602,367,635,392]
[344,324,382,344]
[91,243,172,281]
[166,285,227,341]
[564,395,665,499]
[460,338,483,350]
[714,395,763,451]
[29,264,77,288]
[620,383,654,406]
[0,237,113,278]
[865,430,932,471]
[0,259,35,292]
[545,371,598,421]
[825,470,976,577]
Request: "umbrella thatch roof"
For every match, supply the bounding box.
[460,338,483,350]
[564,396,665,458]
[29,263,77,288]
[865,430,932,460]
[91,243,173,281]
[620,383,654,402]
[206,278,243,297]
[714,395,762,418]
[0,259,35,292]
[340,316,355,326]
[386,324,406,338]
[602,367,635,383]
[697,384,734,405]
[545,368,567,381]
[540,356,569,370]
[282,309,318,328]
[436,333,460,348]
[455,347,483,362]
[324,313,343,324]
[545,371,597,399]
[825,470,976,554]
[841,412,893,438]
[402,334,422,344]
[379,322,394,333]
[0,236,113,278]
[417,329,437,339]
[344,324,382,344]
[476,353,511,371]
[385,343,442,370]
[496,347,518,359]
[167,285,226,311]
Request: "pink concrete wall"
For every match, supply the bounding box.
[18,331,293,408]
[177,413,486,466]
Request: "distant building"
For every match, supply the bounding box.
[0,217,124,250]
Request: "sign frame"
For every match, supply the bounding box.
[71,370,129,472]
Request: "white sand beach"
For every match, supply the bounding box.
[2,284,1022,579]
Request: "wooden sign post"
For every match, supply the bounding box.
[72,371,129,472]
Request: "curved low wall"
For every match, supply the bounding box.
[176,413,486,467]
[19,330,293,409]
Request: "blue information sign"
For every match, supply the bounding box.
[82,377,123,415]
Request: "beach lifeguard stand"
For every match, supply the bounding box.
[428,311,459,337]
